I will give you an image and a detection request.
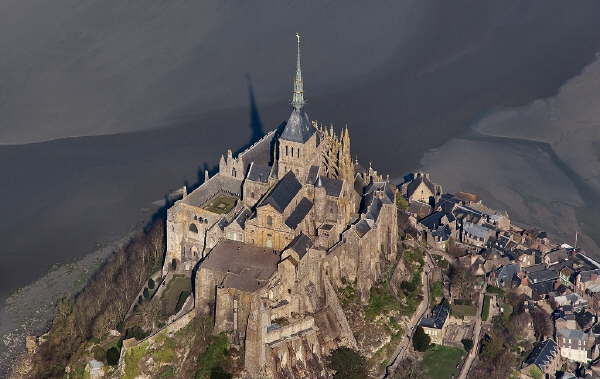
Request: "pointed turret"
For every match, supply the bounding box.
[291,33,305,110]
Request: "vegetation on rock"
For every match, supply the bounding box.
[326,347,369,379]
[412,326,430,352]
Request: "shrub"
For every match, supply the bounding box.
[413,326,431,352]
[148,278,155,289]
[92,345,105,362]
[195,334,230,379]
[487,286,505,296]
[138,295,143,304]
[106,347,120,366]
[143,288,150,299]
[395,193,409,210]
[482,295,491,321]
[175,290,190,314]
[125,326,149,341]
[401,280,418,293]
[461,338,473,352]
[431,281,443,299]
[326,347,368,379]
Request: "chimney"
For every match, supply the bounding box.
[182,185,187,198]
[205,170,210,182]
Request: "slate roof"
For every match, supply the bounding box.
[421,303,449,329]
[528,269,558,284]
[463,222,495,240]
[238,129,277,168]
[557,328,588,350]
[407,174,435,198]
[288,233,313,259]
[420,211,453,230]
[576,311,595,329]
[317,176,343,197]
[496,263,520,287]
[531,281,556,298]
[431,225,451,241]
[353,174,366,196]
[259,171,302,213]
[523,339,559,372]
[545,248,570,264]
[183,174,243,208]
[247,163,271,183]
[285,197,313,229]
[280,109,315,143]
[306,165,320,185]
[355,220,371,237]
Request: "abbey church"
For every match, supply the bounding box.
[162,35,398,377]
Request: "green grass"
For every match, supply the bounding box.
[452,304,477,318]
[421,345,465,379]
[482,295,491,321]
[123,341,149,379]
[195,333,231,379]
[431,281,443,299]
[202,194,237,214]
[161,275,192,316]
[152,334,177,364]
[365,283,399,320]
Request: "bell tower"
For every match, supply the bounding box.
[277,33,317,181]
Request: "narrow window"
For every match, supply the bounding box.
[286,145,288,156]
[267,215,272,226]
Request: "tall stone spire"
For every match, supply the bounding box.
[291,33,305,110]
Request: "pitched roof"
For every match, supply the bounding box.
[420,303,449,329]
[407,173,435,198]
[259,171,302,213]
[317,175,343,197]
[528,269,558,284]
[247,163,271,183]
[419,211,453,230]
[288,233,313,258]
[523,339,559,372]
[280,109,315,143]
[285,197,313,229]
[355,220,371,237]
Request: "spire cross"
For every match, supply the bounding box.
[292,33,305,110]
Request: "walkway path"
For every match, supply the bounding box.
[382,250,434,378]
[457,286,486,379]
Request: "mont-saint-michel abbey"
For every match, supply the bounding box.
[162,35,398,376]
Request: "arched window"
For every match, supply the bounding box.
[189,223,198,233]
[266,215,273,226]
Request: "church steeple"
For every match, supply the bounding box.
[291,33,305,110]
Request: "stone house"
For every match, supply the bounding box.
[420,303,449,345]
[400,172,442,206]
[556,328,593,363]
[520,339,560,378]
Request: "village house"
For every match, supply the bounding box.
[420,302,449,345]
[520,339,560,378]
